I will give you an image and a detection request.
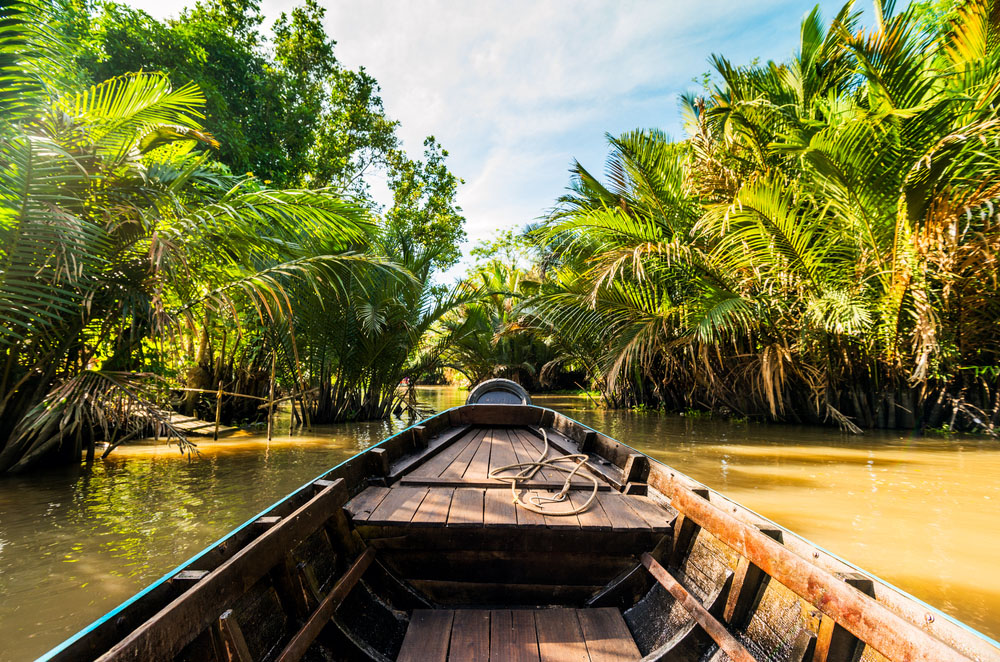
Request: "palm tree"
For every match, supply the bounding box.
[523,0,1000,432]
[290,228,479,423]
[0,2,386,471]
[434,259,562,389]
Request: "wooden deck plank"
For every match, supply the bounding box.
[440,429,487,479]
[595,493,650,532]
[488,429,520,478]
[569,490,612,531]
[447,488,485,527]
[506,430,556,488]
[620,495,674,531]
[484,487,518,527]
[162,412,238,437]
[515,430,591,486]
[508,428,535,467]
[511,429,556,481]
[410,429,481,478]
[510,428,564,483]
[344,486,391,523]
[490,610,540,662]
[463,428,495,480]
[534,490,581,529]
[398,610,454,662]
[507,430,562,480]
[389,425,473,480]
[534,610,591,662]
[526,426,624,490]
[398,476,612,491]
[368,486,428,524]
[513,490,547,528]
[450,610,491,662]
[411,488,454,525]
[575,608,641,662]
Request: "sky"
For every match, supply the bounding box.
[126,0,853,279]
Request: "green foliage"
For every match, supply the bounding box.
[515,0,1000,433]
[59,0,412,204]
[0,2,413,472]
[429,234,585,392]
[385,137,467,269]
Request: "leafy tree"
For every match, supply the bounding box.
[386,137,467,269]
[59,0,464,260]
[58,0,402,194]
[0,3,389,472]
[270,0,400,195]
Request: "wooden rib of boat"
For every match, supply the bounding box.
[39,380,1000,662]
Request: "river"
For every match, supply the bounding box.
[0,387,997,660]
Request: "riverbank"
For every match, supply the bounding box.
[1,387,998,660]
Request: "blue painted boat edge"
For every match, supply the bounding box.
[34,406,463,662]
[536,405,1000,651]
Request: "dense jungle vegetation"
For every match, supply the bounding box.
[2,0,999,474]
[0,0,467,472]
[446,0,1000,436]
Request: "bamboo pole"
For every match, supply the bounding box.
[255,388,319,409]
[173,387,267,401]
[213,381,223,441]
[267,352,276,441]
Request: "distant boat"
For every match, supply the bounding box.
[40,379,1000,661]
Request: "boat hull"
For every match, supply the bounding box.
[38,403,1000,662]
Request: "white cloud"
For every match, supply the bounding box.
[121,0,850,278]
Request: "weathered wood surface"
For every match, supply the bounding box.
[346,485,673,533]
[397,610,454,662]
[641,553,756,662]
[535,412,997,662]
[379,549,634,586]
[44,404,1000,662]
[396,609,640,662]
[275,546,375,662]
[655,479,977,662]
[398,476,613,491]
[95,480,350,661]
[405,426,596,487]
[157,411,239,437]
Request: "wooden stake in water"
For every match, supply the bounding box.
[213,380,223,441]
[267,352,276,441]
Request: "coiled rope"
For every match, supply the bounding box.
[487,429,599,515]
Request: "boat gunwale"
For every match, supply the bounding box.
[37,402,1000,661]
[545,409,1000,656]
[34,405,464,662]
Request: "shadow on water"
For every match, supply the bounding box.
[0,386,998,659]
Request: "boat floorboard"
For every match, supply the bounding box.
[406,427,597,486]
[348,425,675,534]
[396,608,641,662]
[347,485,672,532]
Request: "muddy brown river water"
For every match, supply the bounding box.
[1,387,998,660]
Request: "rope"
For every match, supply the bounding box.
[487,429,599,515]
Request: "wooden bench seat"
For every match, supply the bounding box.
[396,608,641,662]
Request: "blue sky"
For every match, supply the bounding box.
[128,0,854,279]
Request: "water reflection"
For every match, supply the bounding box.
[0,387,997,660]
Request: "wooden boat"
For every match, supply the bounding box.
[39,380,1000,662]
